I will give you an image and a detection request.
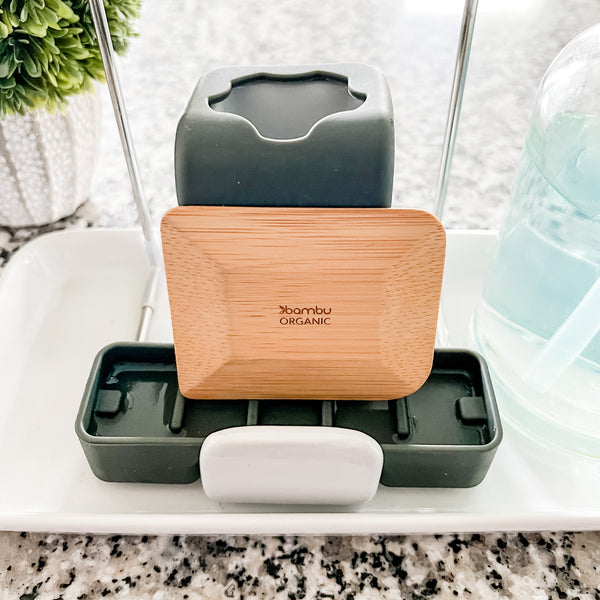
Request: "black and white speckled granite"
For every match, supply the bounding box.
[2,532,599,599]
[1,0,600,597]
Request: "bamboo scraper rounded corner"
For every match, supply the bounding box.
[160,206,446,401]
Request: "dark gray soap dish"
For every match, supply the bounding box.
[75,343,502,488]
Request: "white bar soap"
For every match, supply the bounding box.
[199,426,383,505]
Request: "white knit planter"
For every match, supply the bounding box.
[0,92,100,228]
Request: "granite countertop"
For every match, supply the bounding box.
[2,532,599,599]
[1,0,600,598]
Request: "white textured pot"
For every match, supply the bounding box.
[0,92,100,228]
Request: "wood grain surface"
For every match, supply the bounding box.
[161,206,446,400]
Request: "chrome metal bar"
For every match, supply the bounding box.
[88,0,160,342]
[433,0,480,221]
[435,0,479,347]
[135,265,161,341]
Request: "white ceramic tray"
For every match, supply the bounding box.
[0,229,598,535]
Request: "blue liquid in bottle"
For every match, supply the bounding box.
[474,112,600,458]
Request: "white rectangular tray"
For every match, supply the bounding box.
[0,229,598,535]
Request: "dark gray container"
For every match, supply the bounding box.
[76,343,502,488]
[175,64,394,208]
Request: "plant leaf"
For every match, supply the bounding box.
[21,20,48,37]
[0,0,142,115]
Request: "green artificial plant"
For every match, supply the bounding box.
[0,0,141,116]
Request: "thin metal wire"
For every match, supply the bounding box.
[136,265,161,341]
[88,0,160,342]
[433,0,480,222]
[434,0,479,347]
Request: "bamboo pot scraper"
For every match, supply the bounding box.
[161,206,445,401]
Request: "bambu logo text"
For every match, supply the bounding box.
[278,305,332,325]
[279,305,331,315]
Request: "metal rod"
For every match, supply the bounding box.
[135,265,161,341]
[433,0,480,221]
[89,0,160,342]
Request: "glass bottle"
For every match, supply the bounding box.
[473,24,600,459]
